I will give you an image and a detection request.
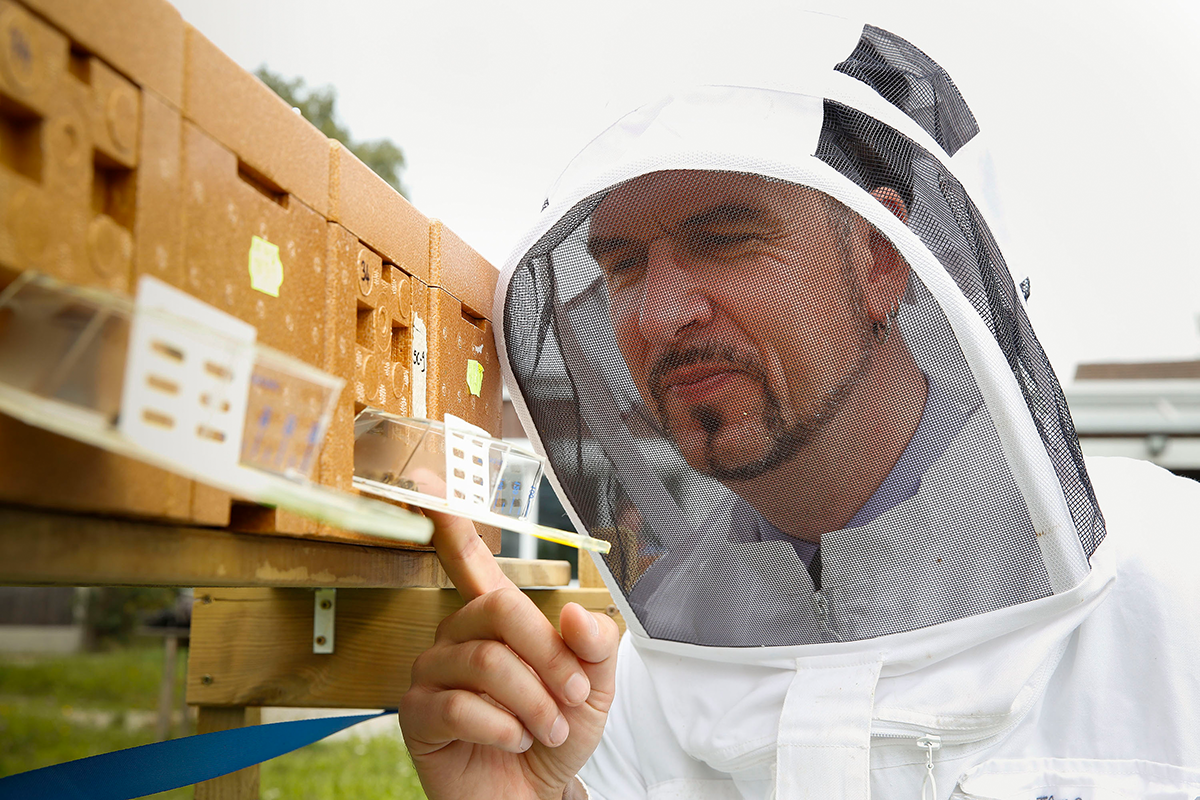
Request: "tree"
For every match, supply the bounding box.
[255,66,408,197]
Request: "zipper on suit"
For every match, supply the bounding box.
[813,589,842,642]
[917,735,941,800]
[871,732,942,800]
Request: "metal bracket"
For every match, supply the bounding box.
[313,588,335,654]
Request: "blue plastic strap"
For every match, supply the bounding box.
[0,711,392,799]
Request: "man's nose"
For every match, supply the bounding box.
[637,237,712,343]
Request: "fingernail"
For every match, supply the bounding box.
[519,730,533,752]
[587,611,599,637]
[564,672,590,705]
[549,714,569,746]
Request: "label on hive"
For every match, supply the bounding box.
[412,311,427,419]
[248,235,284,297]
[466,358,483,397]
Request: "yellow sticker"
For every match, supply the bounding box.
[248,235,283,297]
[466,359,484,397]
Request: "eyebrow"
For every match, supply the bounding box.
[587,204,768,259]
[678,204,767,229]
[586,236,633,260]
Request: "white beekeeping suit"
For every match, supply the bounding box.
[494,18,1200,800]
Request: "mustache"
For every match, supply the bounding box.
[645,342,767,401]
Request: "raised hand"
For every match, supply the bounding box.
[399,509,620,800]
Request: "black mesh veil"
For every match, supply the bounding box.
[817,100,1104,563]
[500,25,1103,648]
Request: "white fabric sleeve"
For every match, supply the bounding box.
[576,632,650,799]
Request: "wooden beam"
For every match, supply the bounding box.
[0,505,569,588]
[186,587,624,708]
[496,557,573,588]
[194,706,262,800]
[577,549,605,588]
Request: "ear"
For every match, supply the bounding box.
[861,186,910,324]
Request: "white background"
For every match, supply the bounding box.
[170,0,1200,381]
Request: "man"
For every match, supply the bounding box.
[400,21,1200,799]
[589,171,922,543]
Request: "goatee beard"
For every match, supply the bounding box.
[648,334,873,482]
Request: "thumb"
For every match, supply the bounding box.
[559,602,620,712]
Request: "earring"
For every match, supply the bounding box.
[873,302,901,344]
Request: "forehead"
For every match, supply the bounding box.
[589,170,823,241]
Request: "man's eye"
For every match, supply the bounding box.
[709,234,751,245]
[603,254,644,278]
[690,231,756,253]
[696,230,748,245]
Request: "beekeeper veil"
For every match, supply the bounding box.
[496,22,1104,649]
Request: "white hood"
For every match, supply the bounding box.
[495,18,1103,656]
[493,18,1117,799]
[491,19,1193,800]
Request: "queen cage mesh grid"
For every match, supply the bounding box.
[502,25,1104,648]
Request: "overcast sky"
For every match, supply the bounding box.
[170,0,1200,381]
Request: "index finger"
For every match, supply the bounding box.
[427,507,516,601]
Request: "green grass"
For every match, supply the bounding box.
[0,642,183,711]
[262,736,425,800]
[0,642,427,798]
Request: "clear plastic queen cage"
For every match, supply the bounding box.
[353,409,610,552]
[0,272,433,543]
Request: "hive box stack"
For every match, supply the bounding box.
[0,0,201,522]
[322,142,429,545]
[427,220,503,552]
[0,0,506,551]
[324,145,501,553]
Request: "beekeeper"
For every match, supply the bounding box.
[398,21,1200,800]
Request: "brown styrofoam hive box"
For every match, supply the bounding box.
[425,284,501,437]
[426,221,501,435]
[426,222,502,553]
[176,28,333,535]
[183,25,327,218]
[328,142,428,282]
[0,0,209,523]
[326,145,428,420]
[19,0,185,109]
[178,121,326,365]
[324,145,426,510]
[317,223,435,549]
[322,224,423,485]
[324,146,463,549]
[178,118,327,535]
[0,1,141,293]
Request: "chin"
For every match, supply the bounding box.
[683,428,777,477]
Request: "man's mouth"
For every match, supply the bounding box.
[647,343,767,411]
[660,364,747,404]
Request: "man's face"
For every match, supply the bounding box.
[588,170,875,481]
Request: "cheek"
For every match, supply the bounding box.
[611,306,650,394]
[746,270,862,403]
[798,284,868,389]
